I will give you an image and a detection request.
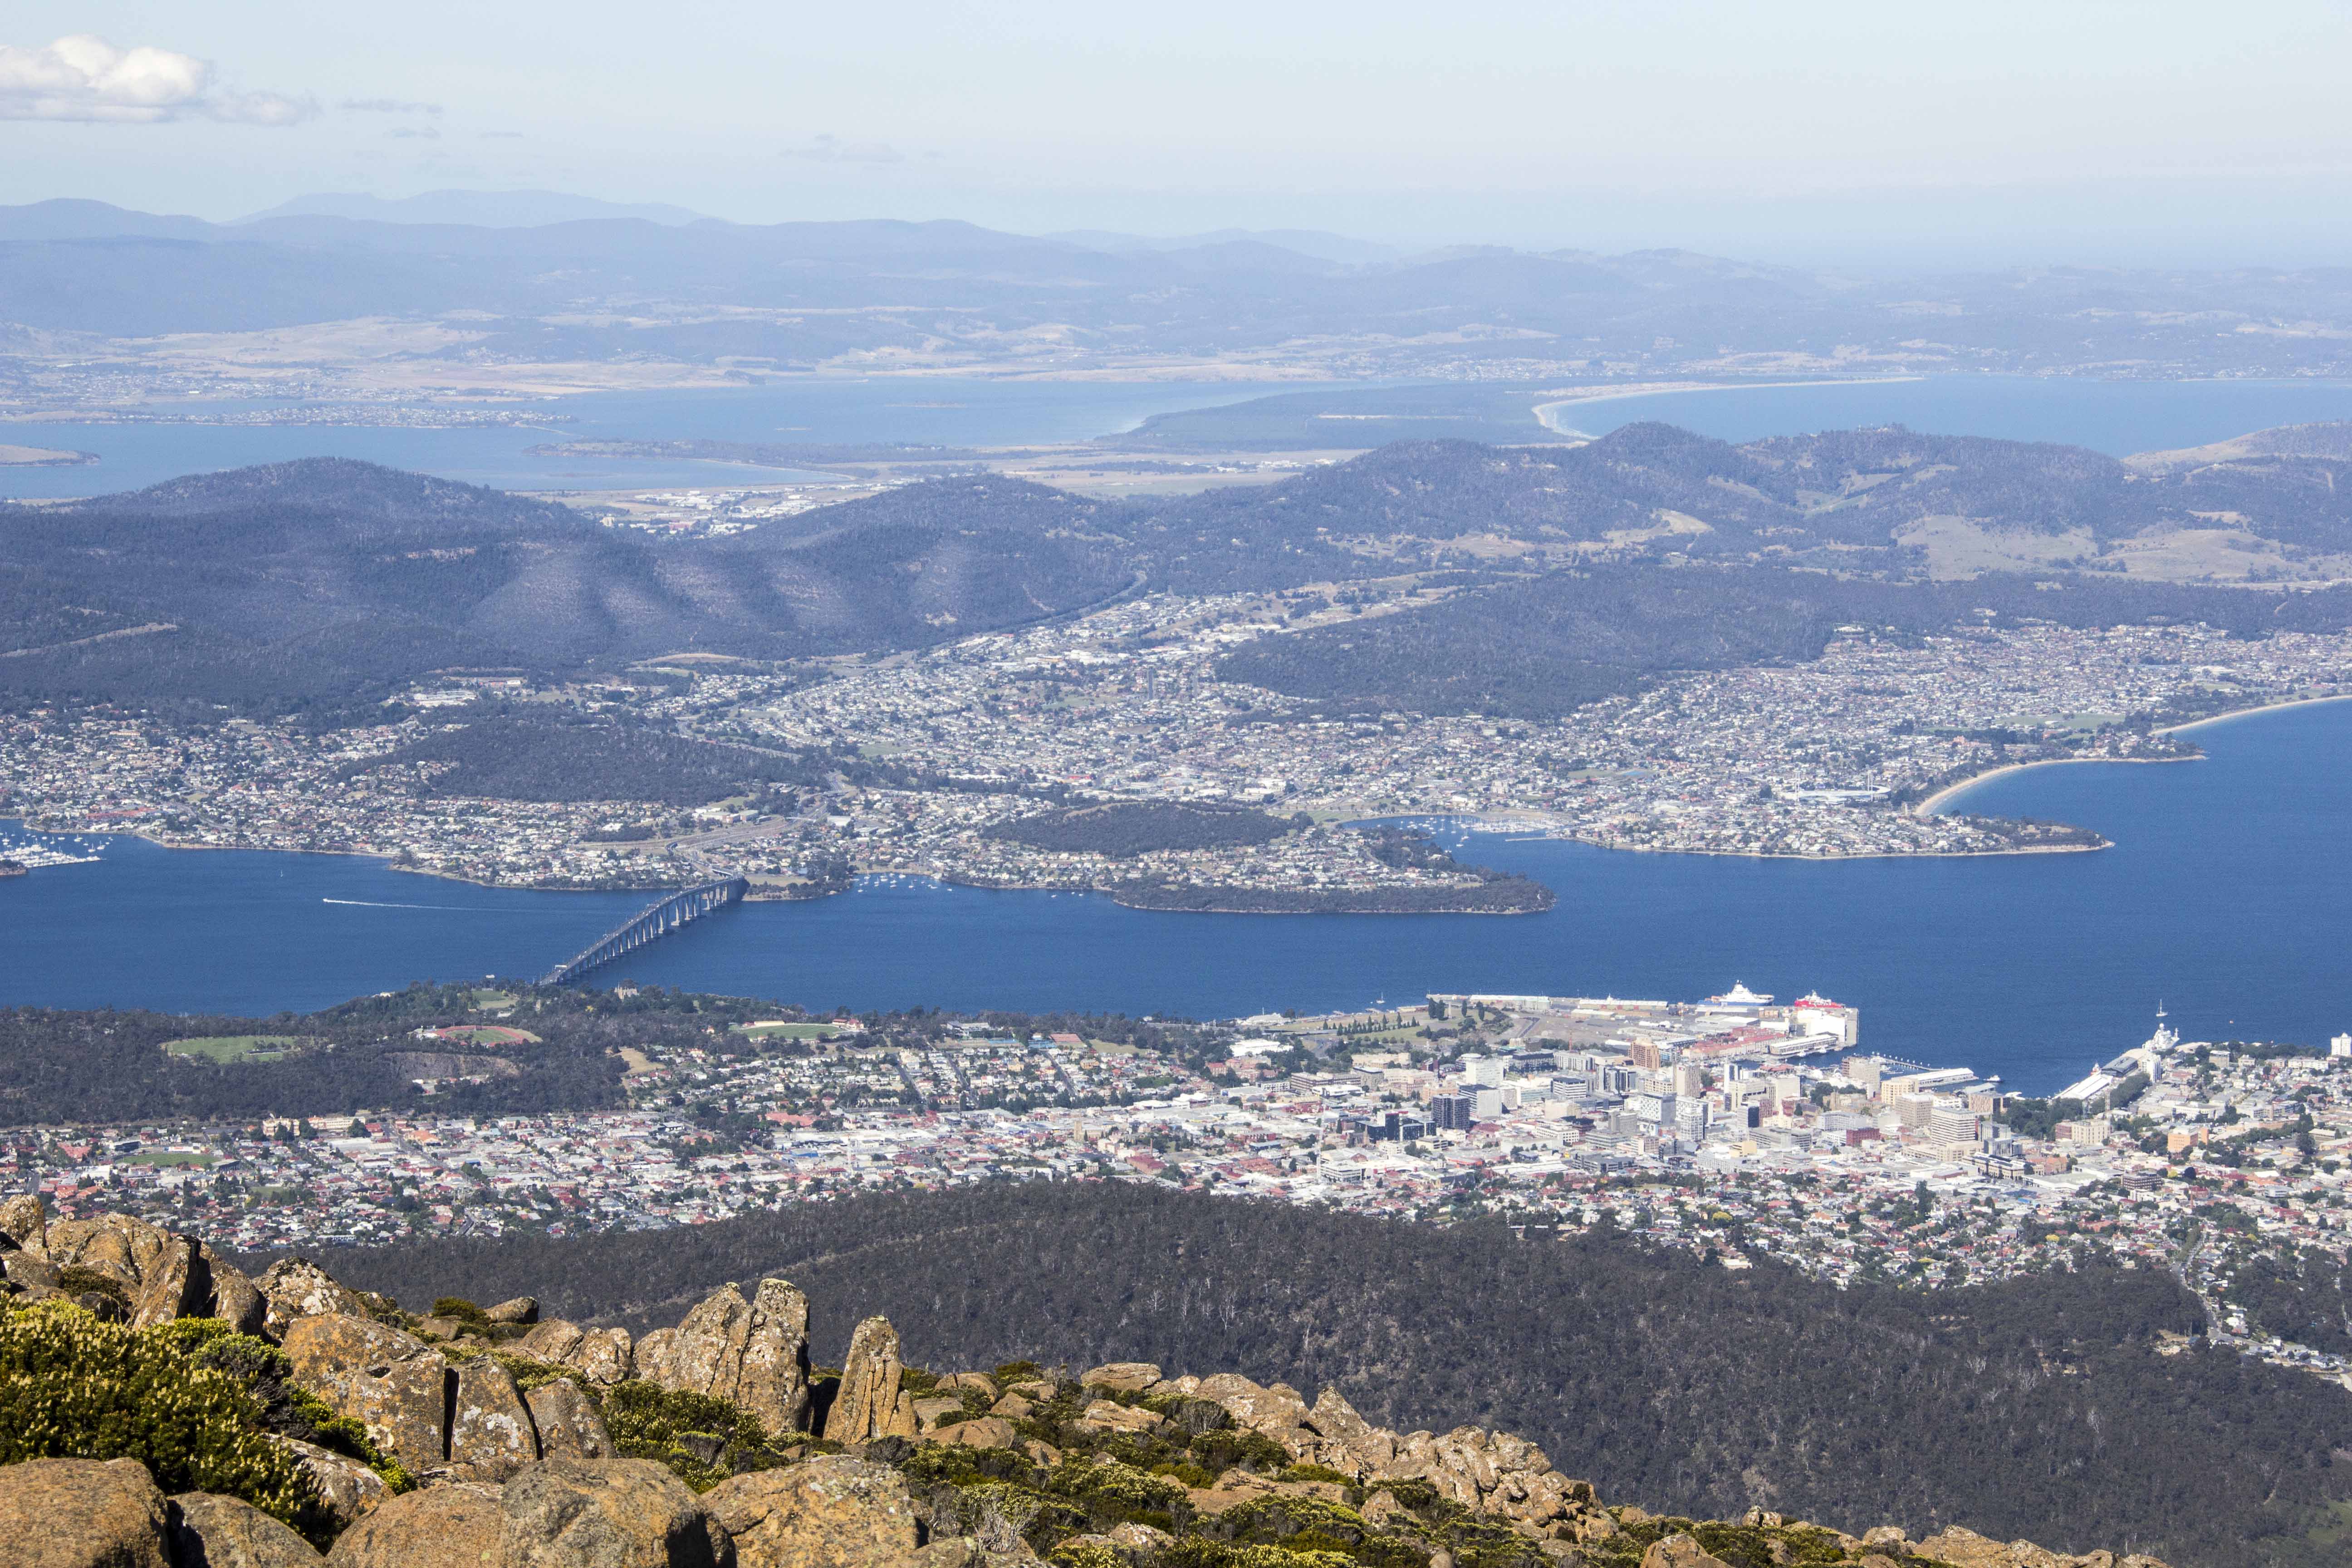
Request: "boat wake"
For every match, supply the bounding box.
[320,897,478,911]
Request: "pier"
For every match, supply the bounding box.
[542,877,748,985]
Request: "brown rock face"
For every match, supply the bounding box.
[945,1417,1016,1450]
[497,1458,732,1568]
[272,1440,388,1531]
[644,1280,812,1436]
[282,1313,451,1470]
[827,1316,906,1444]
[1298,1387,1393,1479]
[526,1379,614,1461]
[1642,1536,1734,1568]
[485,1297,539,1326]
[1078,1362,1162,1395]
[0,1193,48,1256]
[201,1247,272,1338]
[0,1456,171,1568]
[703,1455,921,1568]
[518,1318,637,1383]
[167,1491,325,1567]
[129,1232,205,1329]
[450,1357,540,1480]
[257,1259,369,1341]
[46,1214,170,1290]
[320,1482,505,1568]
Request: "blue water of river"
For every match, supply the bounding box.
[7,698,2352,1095]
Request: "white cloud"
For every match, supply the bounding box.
[0,34,314,124]
[344,98,442,117]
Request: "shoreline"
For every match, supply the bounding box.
[1913,690,2352,817]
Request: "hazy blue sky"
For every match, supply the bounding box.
[7,2,2352,266]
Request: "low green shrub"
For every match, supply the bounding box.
[600,1378,776,1490]
[0,1299,328,1542]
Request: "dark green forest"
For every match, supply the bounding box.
[278,1181,2352,1568]
[341,714,832,806]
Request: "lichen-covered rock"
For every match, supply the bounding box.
[526,1378,613,1461]
[0,1193,48,1256]
[945,1416,1017,1450]
[498,1457,733,1568]
[644,1279,812,1436]
[129,1231,205,1329]
[45,1213,170,1290]
[1641,1535,1734,1568]
[272,1439,389,1531]
[451,1357,539,1480]
[0,1456,171,1568]
[257,1259,369,1341]
[167,1491,325,1568]
[321,1482,505,1568]
[485,1297,539,1325]
[1297,1387,1392,1479]
[1197,1373,1309,1440]
[1075,1401,1160,1436]
[1078,1362,1161,1395]
[936,1372,998,1396]
[703,1455,921,1568]
[518,1319,635,1385]
[201,1246,272,1338]
[282,1312,450,1470]
[828,1316,907,1444]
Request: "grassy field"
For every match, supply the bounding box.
[470,989,519,1010]
[127,1148,217,1167]
[732,1021,848,1040]
[162,1034,303,1063]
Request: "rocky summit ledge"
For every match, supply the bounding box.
[1,1198,2172,1568]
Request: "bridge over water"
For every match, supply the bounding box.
[542,877,749,985]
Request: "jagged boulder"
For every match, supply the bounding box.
[273,1439,389,1530]
[129,1232,206,1328]
[1295,1387,1393,1479]
[519,1320,637,1386]
[321,1482,506,1568]
[704,1455,921,1568]
[1078,1362,1161,1395]
[167,1491,325,1567]
[1642,1536,1734,1568]
[282,1313,450,1470]
[526,1378,614,1460]
[450,1357,540,1480]
[201,1245,272,1338]
[257,1259,369,1340]
[45,1213,171,1290]
[639,1280,812,1436]
[498,1458,733,1568]
[829,1316,915,1443]
[485,1297,539,1326]
[945,1417,1017,1450]
[1196,1373,1310,1441]
[0,1456,171,1568]
[0,1193,49,1256]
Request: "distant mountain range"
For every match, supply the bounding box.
[234,188,714,227]
[5,197,2352,380]
[11,421,2352,718]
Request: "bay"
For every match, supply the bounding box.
[7,697,2352,1095]
[0,379,1329,500]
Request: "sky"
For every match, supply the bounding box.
[6,1,2352,268]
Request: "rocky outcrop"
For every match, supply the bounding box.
[46,1213,171,1289]
[257,1259,370,1341]
[202,1244,272,1338]
[129,1231,206,1329]
[703,1455,921,1568]
[321,1481,507,1568]
[282,1313,453,1472]
[167,1491,325,1567]
[498,1459,732,1568]
[526,1380,614,1461]
[828,1316,916,1444]
[637,1280,811,1436]
[1914,1525,2172,1568]
[518,1321,636,1387]
[1078,1362,1161,1395]
[1,1192,50,1256]
[485,1297,539,1326]
[273,1440,390,1531]
[0,1456,172,1568]
[451,1357,540,1481]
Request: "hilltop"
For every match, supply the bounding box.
[0,1192,2199,1568]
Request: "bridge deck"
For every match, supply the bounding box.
[543,877,749,985]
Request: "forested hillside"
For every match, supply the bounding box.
[289,1181,2352,1568]
[17,430,2352,720]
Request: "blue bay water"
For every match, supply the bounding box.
[7,698,2352,1095]
[0,380,1332,500]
